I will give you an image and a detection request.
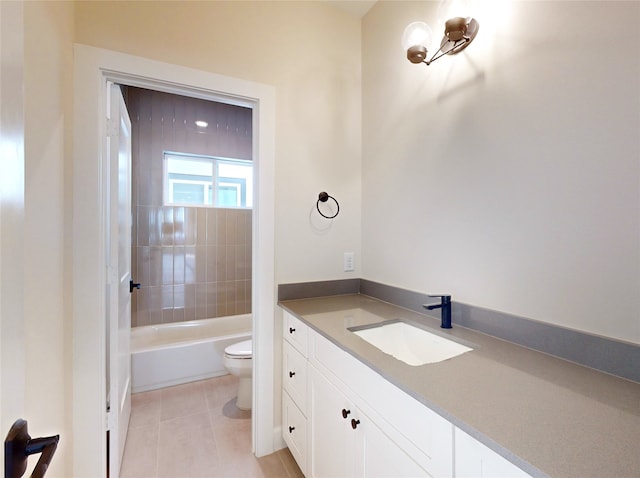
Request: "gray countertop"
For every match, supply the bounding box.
[279,294,640,478]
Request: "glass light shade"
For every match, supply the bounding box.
[401,22,433,52]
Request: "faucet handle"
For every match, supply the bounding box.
[427,294,450,299]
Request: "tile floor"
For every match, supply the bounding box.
[120,375,304,478]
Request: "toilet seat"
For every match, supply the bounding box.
[225,339,252,358]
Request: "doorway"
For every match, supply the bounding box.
[123,86,254,328]
[72,45,276,477]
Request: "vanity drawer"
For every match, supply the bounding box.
[283,390,307,475]
[283,340,308,411]
[283,311,308,356]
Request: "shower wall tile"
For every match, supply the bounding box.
[215,245,227,282]
[174,207,185,246]
[206,282,218,319]
[148,207,160,247]
[184,208,196,246]
[138,246,151,287]
[185,246,196,284]
[161,207,174,246]
[206,208,216,245]
[216,209,227,245]
[137,206,150,246]
[196,208,207,245]
[162,248,174,285]
[195,245,206,284]
[149,246,162,286]
[129,86,253,327]
[226,246,237,281]
[173,246,185,284]
[206,245,217,283]
[195,284,207,320]
[135,287,149,327]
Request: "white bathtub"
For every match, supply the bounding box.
[131,314,252,393]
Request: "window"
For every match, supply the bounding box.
[164,152,253,208]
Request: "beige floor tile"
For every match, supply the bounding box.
[122,375,304,478]
[159,381,207,421]
[203,374,243,413]
[129,389,162,429]
[157,412,221,478]
[120,424,159,478]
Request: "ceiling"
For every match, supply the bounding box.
[329,1,377,18]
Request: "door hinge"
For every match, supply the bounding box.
[106,404,115,431]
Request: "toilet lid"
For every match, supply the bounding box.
[225,339,252,358]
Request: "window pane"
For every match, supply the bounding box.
[218,184,240,207]
[164,152,252,208]
[172,182,205,205]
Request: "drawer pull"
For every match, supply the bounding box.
[351,418,360,430]
[341,409,351,419]
[289,327,296,334]
[289,371,295,378]
[288,426,295,433]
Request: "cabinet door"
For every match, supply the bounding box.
[355,411,432,478]
[283,390,308,475]
[309,365,356,478]
[455,428,531,478]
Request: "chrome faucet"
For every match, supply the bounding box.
[423,295,452,329]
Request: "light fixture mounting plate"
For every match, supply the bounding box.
[441,17,479,56]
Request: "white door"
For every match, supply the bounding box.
[106,82,132,477]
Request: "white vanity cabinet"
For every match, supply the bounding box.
[309,363,433,478]
[282,312,310,475]
[308,324,453,478]
[455,428,531,478]
[282,309,532,478]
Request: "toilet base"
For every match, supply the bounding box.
[235,377,252,410]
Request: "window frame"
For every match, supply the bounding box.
[163,151,253,208]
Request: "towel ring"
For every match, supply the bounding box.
[316,192,340,219]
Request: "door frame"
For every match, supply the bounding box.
[72,44,276,477]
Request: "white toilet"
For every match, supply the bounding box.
[223,339,253,410]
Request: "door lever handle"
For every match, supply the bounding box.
[129,280,141,293]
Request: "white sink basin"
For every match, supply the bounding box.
[350,321,472,366]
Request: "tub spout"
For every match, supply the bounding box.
[423,295,452,329]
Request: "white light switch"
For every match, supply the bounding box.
[344,252,355,272]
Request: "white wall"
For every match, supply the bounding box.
[362,1,640,343]
[75,1,363,284]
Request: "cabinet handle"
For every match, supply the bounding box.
[289,371,295,378]
[351,418,360,430]
[289,327,296,334]
[288,426,295,433]
[341,409,351,419]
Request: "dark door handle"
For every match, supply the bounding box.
[289,371,295,378]
[341,409,351,419]
[351,418,360,430]
[129,280,141,293]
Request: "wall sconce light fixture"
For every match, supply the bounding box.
[402,17,479,66]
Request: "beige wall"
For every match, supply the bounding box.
[362,1,640,343]
[127,87,253,326]
[76,1,363,284]
[23,1,74,475]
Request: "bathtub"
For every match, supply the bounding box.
[131,314,252,393]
